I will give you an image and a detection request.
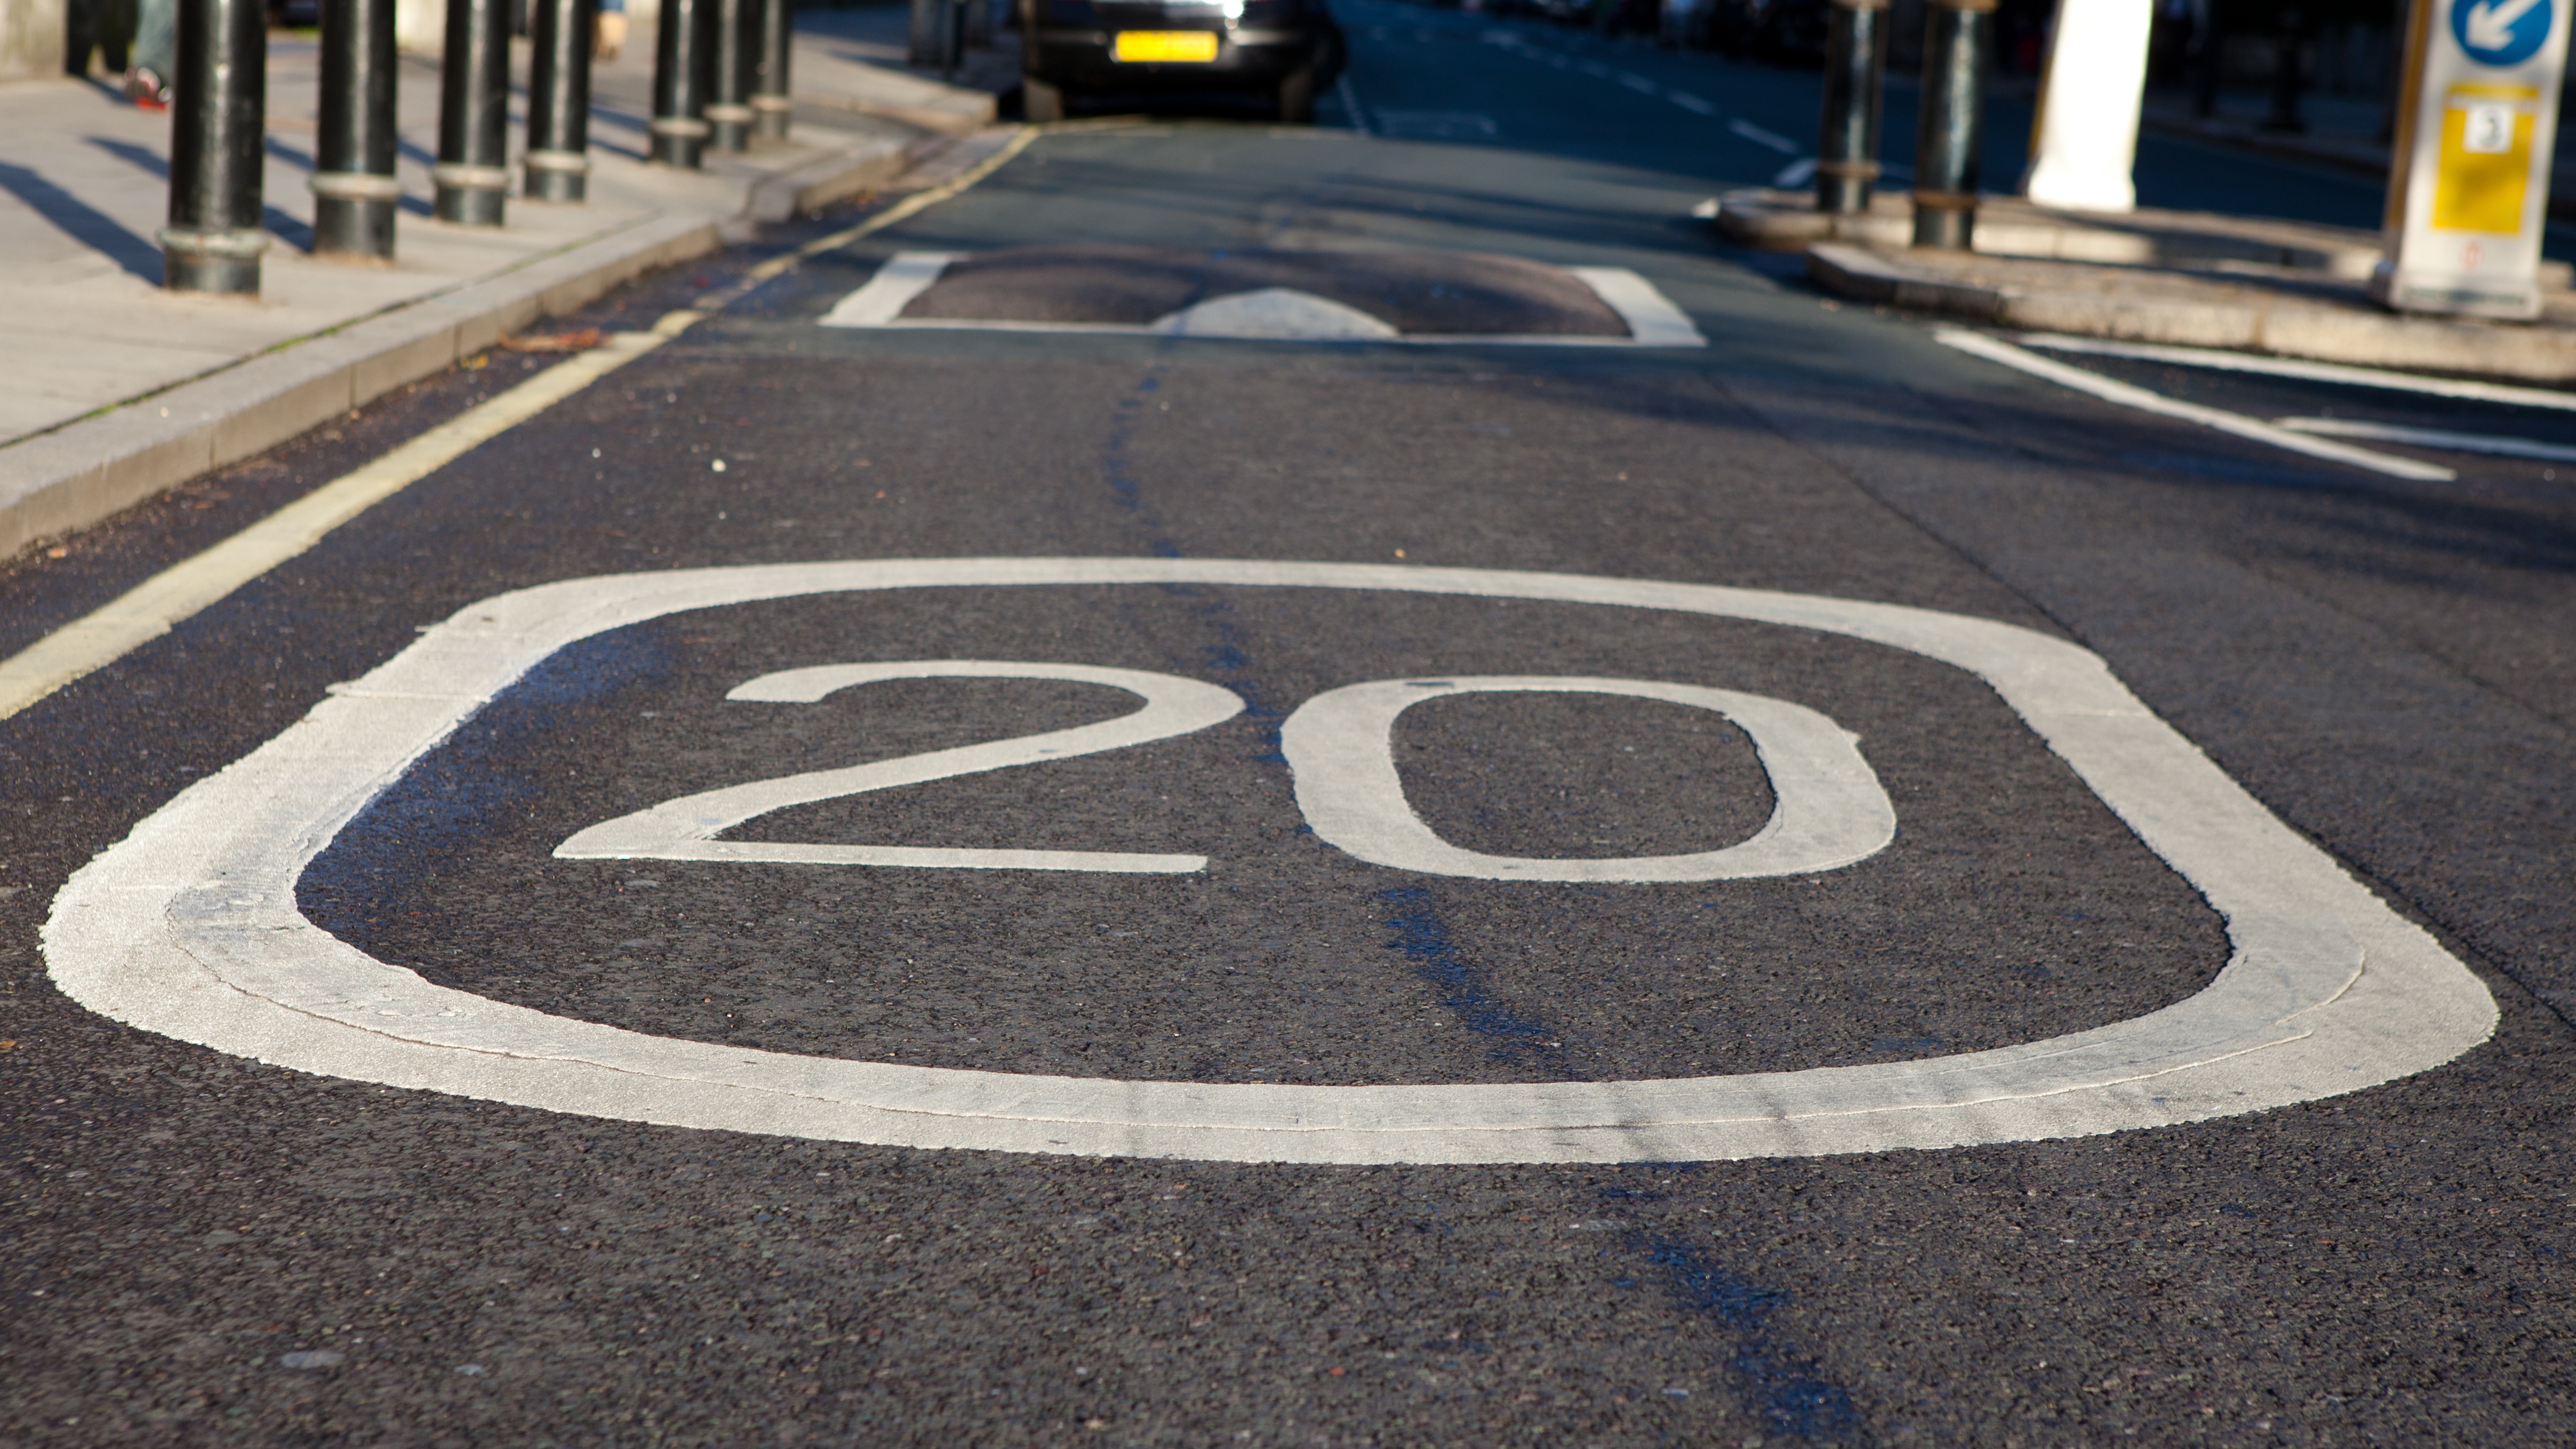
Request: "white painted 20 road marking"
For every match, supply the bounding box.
[45,560,2496,1165]
[561,665,1893,883]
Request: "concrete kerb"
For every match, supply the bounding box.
[1807,242,2576,383]
[0,211,724,562]
[742,137,914,226]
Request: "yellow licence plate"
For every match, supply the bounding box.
[1113,29,1219,61]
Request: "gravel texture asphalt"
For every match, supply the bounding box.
[6,4,2575,1445]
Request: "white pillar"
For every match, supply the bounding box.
[2021,0,2155,212]
[0,0,66,80]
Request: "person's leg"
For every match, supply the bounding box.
[130,0,176,104]
[595,0,625,59]
[104,0,135,72]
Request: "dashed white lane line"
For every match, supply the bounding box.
[1772,157,1819,188]
[2276,416,2576,464]
[2018,332,2576,412]
[1616,71,1661,94]
[1728,118,1802,154]
[1337,73,1371,135]
[1668,90,1718,115]
[1935,328,2457,481]
[48,559,2496,1164]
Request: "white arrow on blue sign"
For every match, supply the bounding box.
[2455,0,2552,66]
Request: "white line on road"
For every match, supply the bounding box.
[1934,328,2457,481]
[817,252,962,326]
[1617,71,1661,94]
[1667,90,1717,114]
[46,559,2496,1164]
[820,255,1708,348]
[2275,416,2576,463]
[1727,118,1802,154]
[1337,73,1371,134]
[1772,157,1819,188]
[1567,267,1709,346]
[2015,332,2576,412]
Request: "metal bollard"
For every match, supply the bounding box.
[907,0,939,66]
[652,0,713,166]
[750,0,791,141]
[524,0,594,201]
[162,0,269,294]
[1816,0,1888,214]
[313,0,399,260]
[435,0,511,225]
[706,0,751,151]
[1911,0,1993,249]
[2262,4,2306,133]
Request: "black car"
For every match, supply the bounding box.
[1019,0,1346,123]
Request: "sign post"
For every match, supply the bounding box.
[2375,0,2571,318]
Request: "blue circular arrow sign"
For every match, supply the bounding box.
[2454,0,2553,66]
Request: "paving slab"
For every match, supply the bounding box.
[1715,184,2403,276]
[0,7,1015,558]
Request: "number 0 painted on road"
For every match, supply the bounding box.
[1283,675,1893,882]
[43,560,2498,1166]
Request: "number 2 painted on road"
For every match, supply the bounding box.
[557,661,1247,874]
[557,660,1898,881]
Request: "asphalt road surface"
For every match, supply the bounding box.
[7,7,2576,1446]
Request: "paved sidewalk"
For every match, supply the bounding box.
[0,3,1014,556]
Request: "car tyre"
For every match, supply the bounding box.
[1024,73,1067,122]
[1276,64,1316,124]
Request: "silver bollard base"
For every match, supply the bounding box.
[159,227,268,296]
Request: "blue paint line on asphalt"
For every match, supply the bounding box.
[1195,638,1289,764]
[1092,356,1302,765]
[1630,1230,1861,1443]
[1379,885,1579,1076]
[299,624,675,945]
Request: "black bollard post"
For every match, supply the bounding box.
[706,0,751,151]
[524,0,593,200]
[907,0,938,65]
[435,0,511,224]
[1911,0,1992,250]
[750,0,791,141]
[162,0,268,294]
[2191,0,2222,118]
[313,0,399,259]
[2262,4,2306,132]
[652,0,712,166]
[1816,0,1888,214]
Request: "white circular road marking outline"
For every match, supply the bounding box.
[44,559,2497,1164]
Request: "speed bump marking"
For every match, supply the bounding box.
[44,559,2497,1164]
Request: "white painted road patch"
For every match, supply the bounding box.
[819,253,1709,348]
[45,560,2496,1164]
